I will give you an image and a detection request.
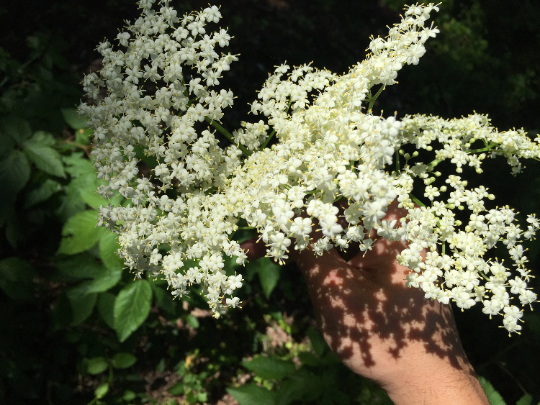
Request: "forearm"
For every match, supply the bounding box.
[382,338,489,405]
[294,247,489,405]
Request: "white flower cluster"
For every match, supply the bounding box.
[393,114,540,333]
[79,0,244,313]
[81,0,540,330]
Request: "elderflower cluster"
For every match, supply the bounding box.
[81,0,540,330]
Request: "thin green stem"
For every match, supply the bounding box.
[426,158,442,171]
[409,193,426,207]
[205,116,251,157]
[260,98,292,150]
[465,146,493,154]
[205,186,219,195]
[368,85,386,112]
[260,129,276,150]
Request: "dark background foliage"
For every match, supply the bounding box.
[1,0,539,404]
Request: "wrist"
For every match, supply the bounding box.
[382,353,489,405]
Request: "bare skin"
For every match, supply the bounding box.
[241,201,489,405]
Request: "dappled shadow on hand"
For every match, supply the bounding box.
[295,235,471,384]
[240,199,474,385]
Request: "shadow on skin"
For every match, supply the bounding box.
[241,200,475,388]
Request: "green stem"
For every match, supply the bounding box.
[260,129,276,150]
[205,186,219,195]
[464,146,493,154]
[426,158,441,171]
[368,85,386,112]
[260,98,292,150]
[396,149,401,172]
[409,193,426,207]
[205,116,251,157]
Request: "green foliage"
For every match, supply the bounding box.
[114,280,153,342]
[242,356,296,380]
[228,328,392,405]
[1,1,540,404]
[478,376,507,405]
[57,211,106,254]
[86,357,109,375]
[22,130,66,177]
[0,257,37,299]
[228,384,277,405]
[111,353,138,369]
[246,257,281,298]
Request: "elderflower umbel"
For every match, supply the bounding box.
[81,1,539,331]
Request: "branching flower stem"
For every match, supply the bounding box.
[205,116,251,157]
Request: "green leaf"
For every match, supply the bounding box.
[111,353,137,369]
[4,213,27,249]
[306,327,328,357]
[57,210,106,255]
[0,149,31,198]
[2,116,32,144]
[275,369,323,405]
[61,108,88,130]
[122,390,136,401]
[517,394,533,405]
[248,257,280,298]
[56,157,97,221]
[114,280,152,342]
[297,352,320,367]
[99,232,124,270]
[80,185,124,211]
[0,257,37,282]
[0,150,31,227]
[24,178,62,208]
[169,382,185,396]
[28,130,56,146]
[94,382,109,399]
[227,384,276,405]
[86,266,122,293]
[66,282,97,325]
[478,376,506,405]
[150,280,177,315]
[0,257,37,299]
[63,152,95,179]
[0,129,16,160]
[87,357,108,375]
[57,153,122,220]
[242,356,296,380]
[97,292,116,329]
[185,314,200,329]
[22,132,65,177]
[55,253,105,279]
[80,189,110,210]
[76,128,93,145]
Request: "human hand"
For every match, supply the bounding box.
[241,200,489,404]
